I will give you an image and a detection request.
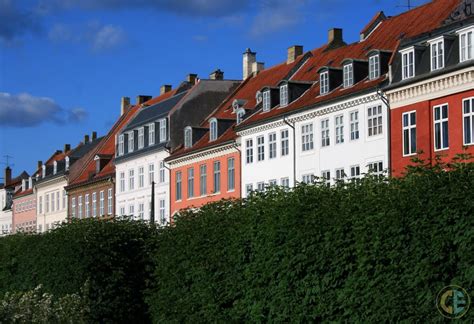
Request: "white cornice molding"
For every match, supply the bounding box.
[387,67,474,109]
[238,92,380,136]
[167,143,238,169]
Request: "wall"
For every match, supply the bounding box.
[36,177,68,232]
[67,179,115,220]
[12,193,37,233]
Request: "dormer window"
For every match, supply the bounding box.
[236,108,245,125]
[320,71,329,94]
[53,161,57,175]
[159,119,167,143]
[42,165,46,178]
[401,48,415,80]
[256,91,263,104]
[369,55,380,80]
[262,90,271,112]
[128,131,134,153]
[429,38,444,71]
[184,127,192,148]
[118,135,124,156]
[343,64,353,88]
[280,84,288,107]
[65,157,70,171]
[149,123,155,145]
[459,28,473,62]
[209,118,218,141]
[138,127,144,149]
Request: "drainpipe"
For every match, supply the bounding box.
[283,116,297,187]
[376,87,391,177]
[232,142,241,197]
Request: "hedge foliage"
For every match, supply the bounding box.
[0,158,473,322]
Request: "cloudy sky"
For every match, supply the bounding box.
[0,0,429,177]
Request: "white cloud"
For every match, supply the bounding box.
[90,24,125,51]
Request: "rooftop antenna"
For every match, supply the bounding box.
[397,0,413,11]
[0,155,14,168]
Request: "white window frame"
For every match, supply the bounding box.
[302,174,313,184]
[71,197,76,218]
[92,192,97,217]
[367,105,383,137]
[148,163,154,185]
[280,84,289,107]
[78,196,82,219]
[350,165,360,179]
[257,182,265,192]
[262,90,271,112]
[335,168,345,181]
[200,164,207,196]
[138,203,144,220]
[343,64,353,88]
[148,123,155,145]
[246,184,253,196]
[429,37,444,71]
[99,191,104,216]
[335,115,344,144]
[138,166,144,188]
[187,167,194,198]
[159,199,166,224]
[118,135,124,156]
[236,108,245,125]
[138,127,145,149]
[301,123,314,152]
[120,172,125,193]
[175,171,182,201]
[320,71,329,94]
[209,118,218,141]
[269,132,277,159]
[257,136,265,161]
[159,119,167,143]
[246,139,254,164]
[463,97,474,146]
[321,119,330,147]
[184,127,192,148]
[350,110,359,140]
[433,104,449,151]
[402,110,417,156]
[213,161,221,193]
[128,131,134,153]
[129,169,135,191]
[227,157,235,192]
[401,48,415,80]
[368,161,384,176]
[281,177,290,188]
[159,161,166,183]
[281,129,289,156]
[369,55,380,80]
[321,170,331,187]
[459,27,473,62]
[107,189,113,215]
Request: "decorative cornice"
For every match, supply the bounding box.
[387,67,474,109]
[237,92,380,136]
[167,143,238,169]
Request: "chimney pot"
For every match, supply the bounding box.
[287,45,303,64]
[4,167,11,186]
[243,48,257,80]
[91,131,97,141]
[209,69,224,80]
[136,95,152,105]
[64,144,71,153]
[187,74,198,85]
[121,97,130,116]
[160,85,172,95]
[84,134,90,143]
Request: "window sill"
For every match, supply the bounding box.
[434,147,449,152]
[403,153,417,158]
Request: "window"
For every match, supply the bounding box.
[257,136,265,161]
[301,124,314,151]
[227,158,235,191]
[107,189,113,215]
[320,71,329,94]
[460,29,473,62]
[62,190,66,210]
[350,165,360,179]
[118,135,124,156]
[268,179,277,186]
[463,98,474,145]
[263,90,271,112]
[246,139,254,164]
[100,191,104,216]
[281,129,289,156]
[148,164,154,185]
[269,133,277,159]
[210,118,218,141]
[71,197,76,218]
[321,119,330,147]
[368,161,384,176]
[368,105,383,136]
[343,64,353,88]
[120,172,125,192]
[200,164,207,196]
[51,192,55,212]
[321,170,331,187]
[280,84,288,107]
[159,119,167,142]
[46,194,50,213]
[39,196,43,214]
[350,111,359,140]
[187,168,194,198]
[302,174,313,184]
[281,178,290,188]
[92,192,97,217]
[159,161,166,183]
[236,109,245,125]
[335,168,345,181]
[138,203,144,219]
[65,157,70,170]
[129,204,135,217]
[149,123,155,145]
[159,199,166,224]
[128,131,134,153]
[369,55,380,80]
[402,111,417,156]
[401,49,415,80]
[78,196,82,219]
[53,161,57,175]
[434,104,449,151]
[176,171,182,201]
[246,184,253,196]
[138,127,144,149]
[129,169,135,190]
[430,39,444,71]
[184,127,192,148]
[138,167,144,188]
[120,206,125,216]
[257,182,265,191]
[335,115,344,144]
[213,161,221,193]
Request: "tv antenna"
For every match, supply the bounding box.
[1,155,14,168]
[397,0,413,11]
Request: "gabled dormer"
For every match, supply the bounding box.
[232,99,250,124]
[341,59,368,88]
[209,118,234,142]
[317,67,343,95]
[53,161,58,175]
[260,87,280,112]
[366,50,391,80]
[399,45,424,81]
[94,154,112,174]
[184,126,208,148]
[278,80,312,107]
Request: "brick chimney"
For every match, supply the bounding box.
[64,144,71,153]
[137,95,152,105]
[209,69,224,80]
[121,97,130,116]
[327,28,345,50]
[91,131,97,141]
[4,167,11,185]
[287,45,303,64]
[187,74,198,85]
[160,85,172,95]
[243,48,256,80]
[84,134,90,144]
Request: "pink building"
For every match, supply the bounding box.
[12,179,37,234]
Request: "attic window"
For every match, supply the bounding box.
[118,135,125,156]
[369,55,380,80]
[184,127,192,148]
[65,157,70,171]
[429,37,444,71]
[401,48,415,80]
[42,165,46,178]
[236,108,245,125]
[343,64,353,88]
[53,161,58,175]
[280,84,289,107]
[138,127,145,149]
[459,28,473,62]
[320,71,329,95]
[128,131,134,153]
[209,118,218,142]
[262,90,271,112]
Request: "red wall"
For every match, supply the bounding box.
[391,89,474,176]
[170,151,241,217]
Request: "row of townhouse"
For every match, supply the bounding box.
[0,0,472,234]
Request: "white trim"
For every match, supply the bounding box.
[433,103,449,152]
[167,143,237,169]
[462,97,474,146]
[402,110,417,157]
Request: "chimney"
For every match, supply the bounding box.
[136,95,152,105]
[91,131,97,141]
[243,48,256,80]
[121,97,130,116]
[160,85,172,95]
[187,74,198,85]
[327,28,345,50]
[37,161,42,171]
[209,69,224,80]
[84,134,90,144]
[64,144,71,153]
[252,62,265,75]
[4,167,11,185]
[287,45,303,64]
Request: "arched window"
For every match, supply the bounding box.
[236,109,245,125]
[184,127,192,148]
[209,118,218,141]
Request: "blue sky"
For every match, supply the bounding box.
[0,0,429,177]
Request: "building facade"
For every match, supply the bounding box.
[0,167,28,236]
[12,179,36,234]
